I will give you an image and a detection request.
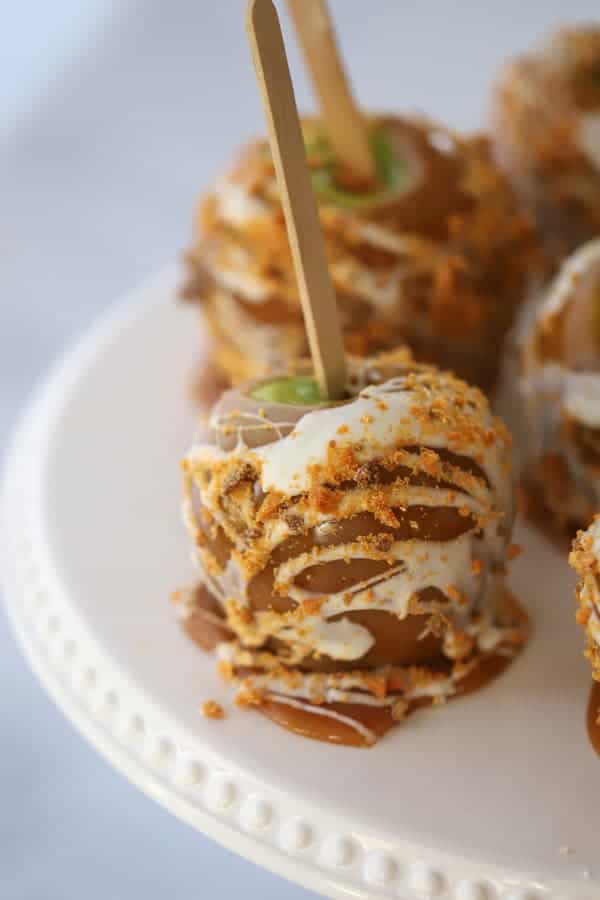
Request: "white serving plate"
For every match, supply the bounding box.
[2,267,599,900]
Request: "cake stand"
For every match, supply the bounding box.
[2,267,599,900]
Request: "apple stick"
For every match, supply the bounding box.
[286,0,375,188]
[246,0,347,400]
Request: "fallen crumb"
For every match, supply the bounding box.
[508,543,522,560]
[559,845,575,857]
[201,700,225,719]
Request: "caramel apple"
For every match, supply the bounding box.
[520,239,600,537]
[177,350,528,746]
[492,24,600,261]
[183,115,538,399]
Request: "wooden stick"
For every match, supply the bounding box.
[246,0,347,401]
[285,0,375,187]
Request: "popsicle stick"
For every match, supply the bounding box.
[246,0,347,401]
[286,0,375,188]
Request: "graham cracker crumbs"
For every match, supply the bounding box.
[364,675,388,699]
[471,558,483,575]
[217,660,234,681]
[235,687,265,707]
[308,485,340,513]
[507,543,522,560]
[302,596,326,615]
[201,700,225,719]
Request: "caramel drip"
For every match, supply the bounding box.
[181,584,528,747]
[259,641,519,748]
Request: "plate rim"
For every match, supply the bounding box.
[1,267,594,900]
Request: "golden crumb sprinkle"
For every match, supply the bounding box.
[363,674,387,699]
[576,607,591,626]
[217,660,234,681]
[235,687,265,707]
[201,700,225,719]
[308,485,340,514]
[360,414,374,425]
[507,543,522,560]
[336,424,349,435]
[302,596,326,615]
[471,558,483,576]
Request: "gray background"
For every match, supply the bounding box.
[1,2,597,898]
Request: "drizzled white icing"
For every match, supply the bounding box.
[214,177,268,227]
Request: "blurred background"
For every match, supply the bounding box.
[0,2,597,898]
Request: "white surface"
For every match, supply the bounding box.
[3,268,600,900]
[2,3,600,899]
